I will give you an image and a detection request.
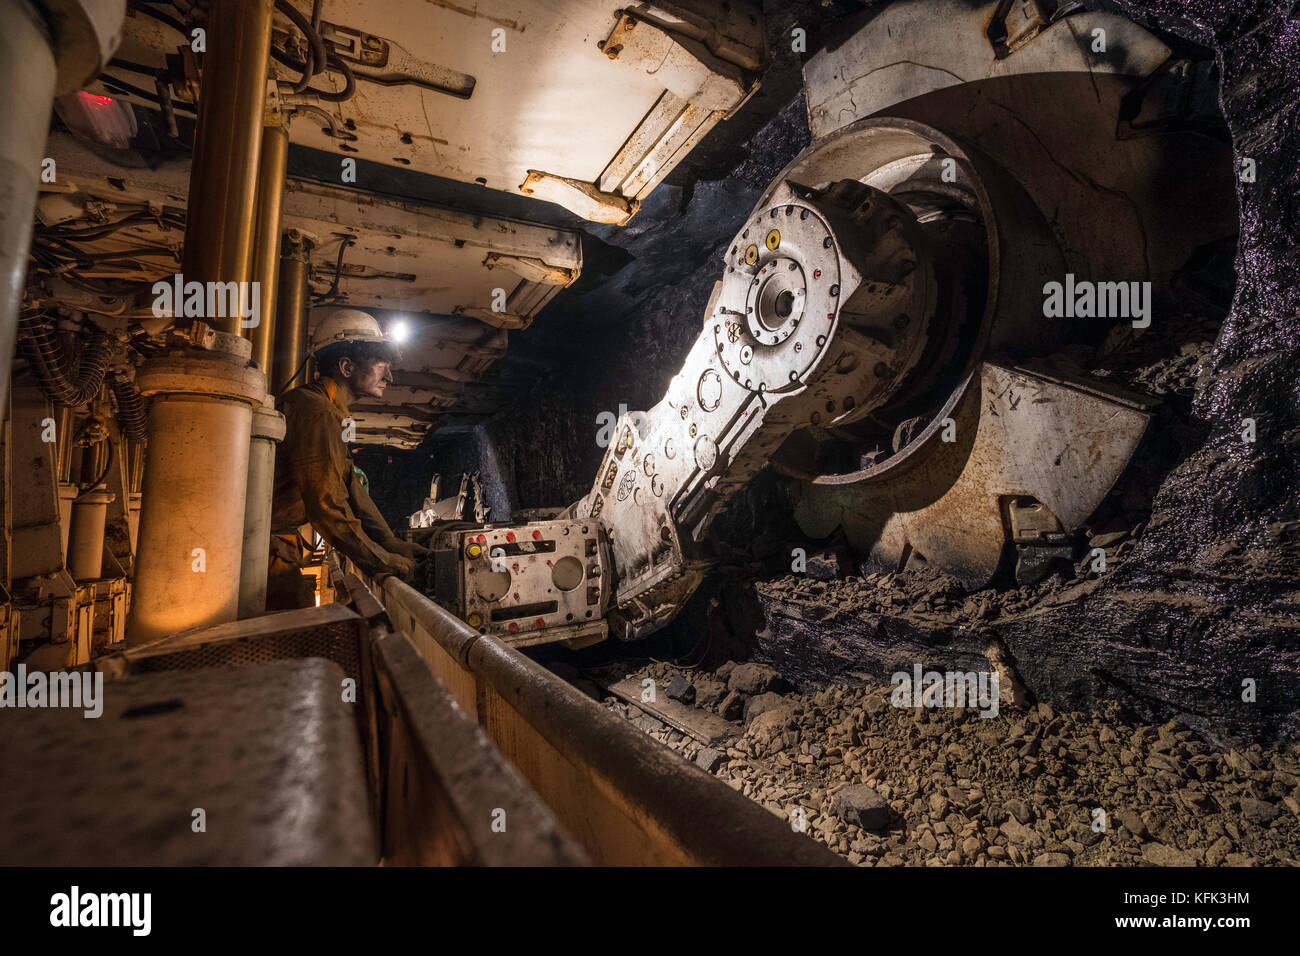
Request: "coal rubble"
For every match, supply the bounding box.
[598,660,1300,867]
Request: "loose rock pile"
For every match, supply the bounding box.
[600,660,1300,866]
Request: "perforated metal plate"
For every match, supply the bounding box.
[0,658,377,865]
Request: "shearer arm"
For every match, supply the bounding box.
[418,177,942,647]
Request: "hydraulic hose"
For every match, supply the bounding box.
[109,373,150,443]
[17,313,113,408]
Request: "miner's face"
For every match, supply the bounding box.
[341,357,392,401]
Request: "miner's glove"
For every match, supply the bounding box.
[386,553,416,578]
[387,539,430,560]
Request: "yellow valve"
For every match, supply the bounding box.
[467,544,482,558]
[765,229,780,250]
[467,612,482,628]
[744,244,759,265]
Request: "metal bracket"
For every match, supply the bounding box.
[319,21,476,100]
[482,252,578,286]
[987,0,1085,59]
[518,170,638,225]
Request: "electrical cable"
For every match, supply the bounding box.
[72,441,115,504]
[274,0,328,80]
[313,52,356,102]
[97,71,199,116]
[275,355,311,398]
[312,235,355,304]
[131,3,188,37]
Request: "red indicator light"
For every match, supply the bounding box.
[508,622,518,632]
[78,91,115,107]
[532,529,541,540]
[476,534,486,543]
[534,618,545,628]
[505,531,516,542]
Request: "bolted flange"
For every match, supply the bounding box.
[135,331,266,407]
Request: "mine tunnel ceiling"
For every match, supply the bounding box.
[42,0,773,448]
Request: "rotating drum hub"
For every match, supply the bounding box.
[747,256,806,345]
[760,117,1158,588]
[711,178,940,414]
[713,202,842,395]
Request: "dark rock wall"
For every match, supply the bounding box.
[993,0,1300,746]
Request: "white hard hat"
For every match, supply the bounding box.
[309,308,397,356]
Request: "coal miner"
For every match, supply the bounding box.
[267,308,427,610]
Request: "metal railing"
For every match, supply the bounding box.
[376,576,845,866]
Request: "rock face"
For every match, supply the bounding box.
[986,0,1300,746]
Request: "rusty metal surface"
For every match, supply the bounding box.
[379,577,846,866]
[794,362,1154,588]
[107,0,763,223]
[0,657,377,865]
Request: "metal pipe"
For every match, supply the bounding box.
[67,487,115,580]
[272,235,312,394]
[179,0,276,335]
[250,122,288,370]
[129,0,275,643]
[0,1,59,410]
[128,334,265,643]
[56,405,76,482]
[237,402,285,618]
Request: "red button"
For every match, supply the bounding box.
[505,531,515,542]
[532,529,541,540]
[476,534,486,543]
[534,618,545,628]
[508,622,518,632]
